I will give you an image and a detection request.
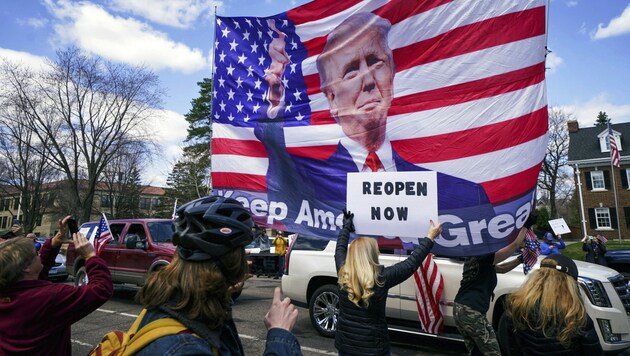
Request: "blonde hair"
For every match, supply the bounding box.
[338,237,383,307]
[136,247,248,329]
[0,237,37,291]
[507,262,586,347]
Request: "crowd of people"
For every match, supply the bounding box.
[0,197,607,355]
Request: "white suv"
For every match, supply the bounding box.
[281,234,630,353]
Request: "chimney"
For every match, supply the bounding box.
[567,120,579,133]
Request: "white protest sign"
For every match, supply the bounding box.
[346,171,438,239]
[548,218,571,235]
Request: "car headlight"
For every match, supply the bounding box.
[597,319,621,343]
[578,277,612,307]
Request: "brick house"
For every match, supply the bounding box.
[567,121,630,240]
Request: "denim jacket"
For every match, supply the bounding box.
[135,306,302,356]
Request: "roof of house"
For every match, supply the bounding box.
[568,122,630,163]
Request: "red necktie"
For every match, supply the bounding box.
[364,151,382,172]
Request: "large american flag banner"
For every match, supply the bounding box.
[413,252,444,334]
[609,123,620,168]
[211,0,548,256]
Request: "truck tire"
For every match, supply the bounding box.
[74,266,88,286]
[309,284,339,338]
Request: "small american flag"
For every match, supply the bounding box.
[413,253,444,335]
[609,123,620,168]
[522,228,541,274]
[94,213,113,256]
[596,234,608,243]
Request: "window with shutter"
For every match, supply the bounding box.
[594,207,612,229]
[591,171,605,190]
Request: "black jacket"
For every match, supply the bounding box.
[334,226,434,356]
[498,311,603,356]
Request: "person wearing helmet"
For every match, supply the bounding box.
[540,232,565,255]
[134,196,302,355]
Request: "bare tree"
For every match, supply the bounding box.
[1,47,163,223]
[538,107,572,218]
[100,144,151,218]
[0,82,60,232]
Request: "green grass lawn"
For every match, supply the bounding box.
[563,240,630,261]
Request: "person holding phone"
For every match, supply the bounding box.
[0,216,113,355]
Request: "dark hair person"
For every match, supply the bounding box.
[499,254,603,355]
[134,196,302,355]
[0,217,113,355]
[334,209,442,356]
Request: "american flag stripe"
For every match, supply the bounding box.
[213,172,267,191]
[392,108,548,164]
[286,0,365,26]
[413,253,444,335]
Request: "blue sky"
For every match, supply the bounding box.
[1,0,629,186]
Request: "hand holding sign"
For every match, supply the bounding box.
[426,220,442,241]
[342,209,355,232]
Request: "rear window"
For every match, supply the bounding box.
[291,234,330,251]
[148,221,174,243]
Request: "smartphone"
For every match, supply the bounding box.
[12,218,20,226]
[67,218,79,234]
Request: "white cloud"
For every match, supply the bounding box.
[45,0,209,74]
[566,1,578,7]
[592,4,630,39]
[141,109,188,184]
[558,93,630,128]
[578,22,587,35]
[0,48,49,71]
[108,0,222,29]
[545,51,563,73]
[17,17,49,29]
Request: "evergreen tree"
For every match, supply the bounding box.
[595,111,610,127]
[184,78,213,160]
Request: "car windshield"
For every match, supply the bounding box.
[147,221,174,244]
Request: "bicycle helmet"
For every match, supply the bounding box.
[172,196,254,261]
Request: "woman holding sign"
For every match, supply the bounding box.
[334,209,441,356]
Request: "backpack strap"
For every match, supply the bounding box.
[120,309,197,355]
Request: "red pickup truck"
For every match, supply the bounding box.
[66,219,175,286]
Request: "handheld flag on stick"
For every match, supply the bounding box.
[521,228,541,275]
[171,199,178,220]
[413,253,444,334]
[94,213,113,256]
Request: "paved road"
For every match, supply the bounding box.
[70,277,467,355]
